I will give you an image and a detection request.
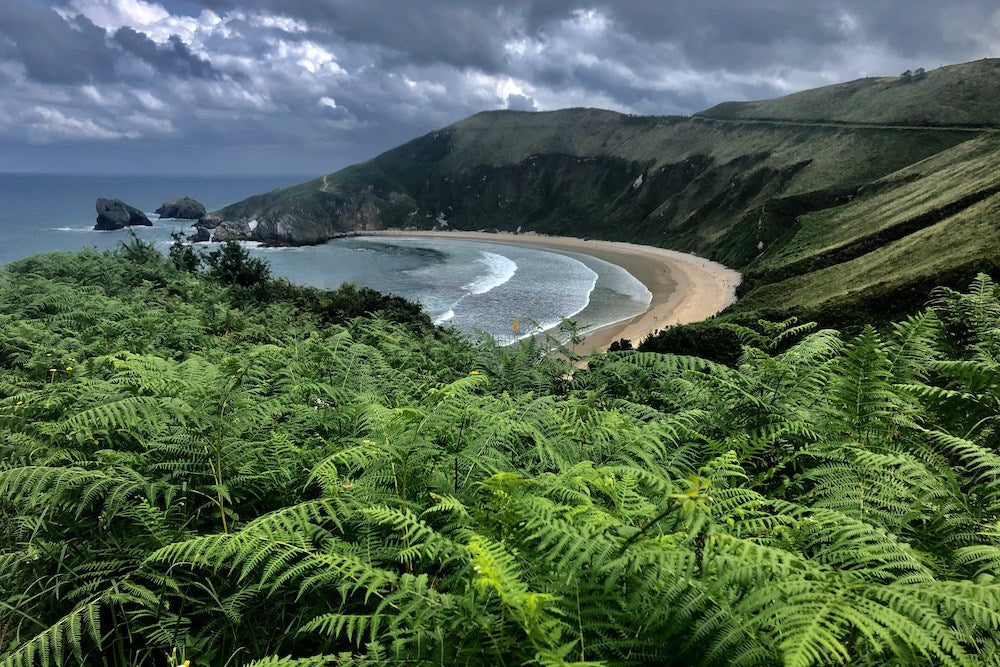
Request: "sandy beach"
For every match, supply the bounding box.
[369,230,741,353]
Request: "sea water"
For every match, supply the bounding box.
[0,174,652,342]
[0,173,299,262]
[260,237,652,342]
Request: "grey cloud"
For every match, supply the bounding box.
[319,102,356,123]
[199,0,516,71]
[0,3,224,85]
[596,1,1000,71]
[226,1,996,78]
[184,1,971,120]
[113,27,221,79]
[0,4,116,83]
[1,0,998,176]
[600,2,844,50]
[844,1,999,61]
[505,93,535,111]
[187,2,834,74]
[319,3,511,71]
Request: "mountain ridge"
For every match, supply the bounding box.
[697,58,1000,127]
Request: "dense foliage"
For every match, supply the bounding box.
[2,243,1000,666]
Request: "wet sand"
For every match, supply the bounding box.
[368,230,741,353]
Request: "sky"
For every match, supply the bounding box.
[1,1,998,176]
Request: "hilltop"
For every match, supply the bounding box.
[697,58,1000,127]
[207,58,1000,323]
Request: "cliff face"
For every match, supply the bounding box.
[210,182,414,245]
[210,111,970,265]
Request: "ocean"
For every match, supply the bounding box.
[0,174,651,342]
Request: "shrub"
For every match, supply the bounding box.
[204,240,271,287]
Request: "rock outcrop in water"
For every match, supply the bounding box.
[187,226,211,242]
[94,198,152,231]
[155,196,206,220]
[187,214,222,242]
[197,214,223,229]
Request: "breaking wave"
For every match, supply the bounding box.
[433,309,456,325]
[462,251,517,295]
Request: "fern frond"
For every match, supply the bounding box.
[0,599,101,667]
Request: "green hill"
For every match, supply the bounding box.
[208,58,1000,323]
[697,58,1000,127]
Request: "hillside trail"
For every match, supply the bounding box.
[320,175,329,192]
[695,116,997,133]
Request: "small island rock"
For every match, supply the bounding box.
[94,198,152,231]
[155,196,207,220]
[187,226,211,243]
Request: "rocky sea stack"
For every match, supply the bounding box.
[94,198,152,231]
[187,213,222,242]
[155,196,207,220]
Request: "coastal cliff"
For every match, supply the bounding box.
[205,59,1000,322]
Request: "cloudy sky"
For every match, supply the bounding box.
[1,0,998,176]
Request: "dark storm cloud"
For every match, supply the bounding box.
[302,3,511,71]
[188,1,995,73]
[113,27,221,79]
[0,2,222,84]
[197,0,516,71]
[598,1,1000,70]
[0,0,997,174]
[595,2,845,61]
[0,4,115,83]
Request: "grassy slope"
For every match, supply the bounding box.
[697,59,1000,127]
[742,135,1000,287]
[212,59,1000,322]
[740,191,1000,322]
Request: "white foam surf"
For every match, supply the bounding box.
[462,251,517,295]
[507,266,599,344]
[433,309,456,325]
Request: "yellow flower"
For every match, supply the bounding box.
[66,366,73,371]
[49,368,57,373]
[16,401,23,406]
[469,370,480,375]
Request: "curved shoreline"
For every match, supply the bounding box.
[367,230,742,353]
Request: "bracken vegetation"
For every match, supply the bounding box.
[2,240,1000,666]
